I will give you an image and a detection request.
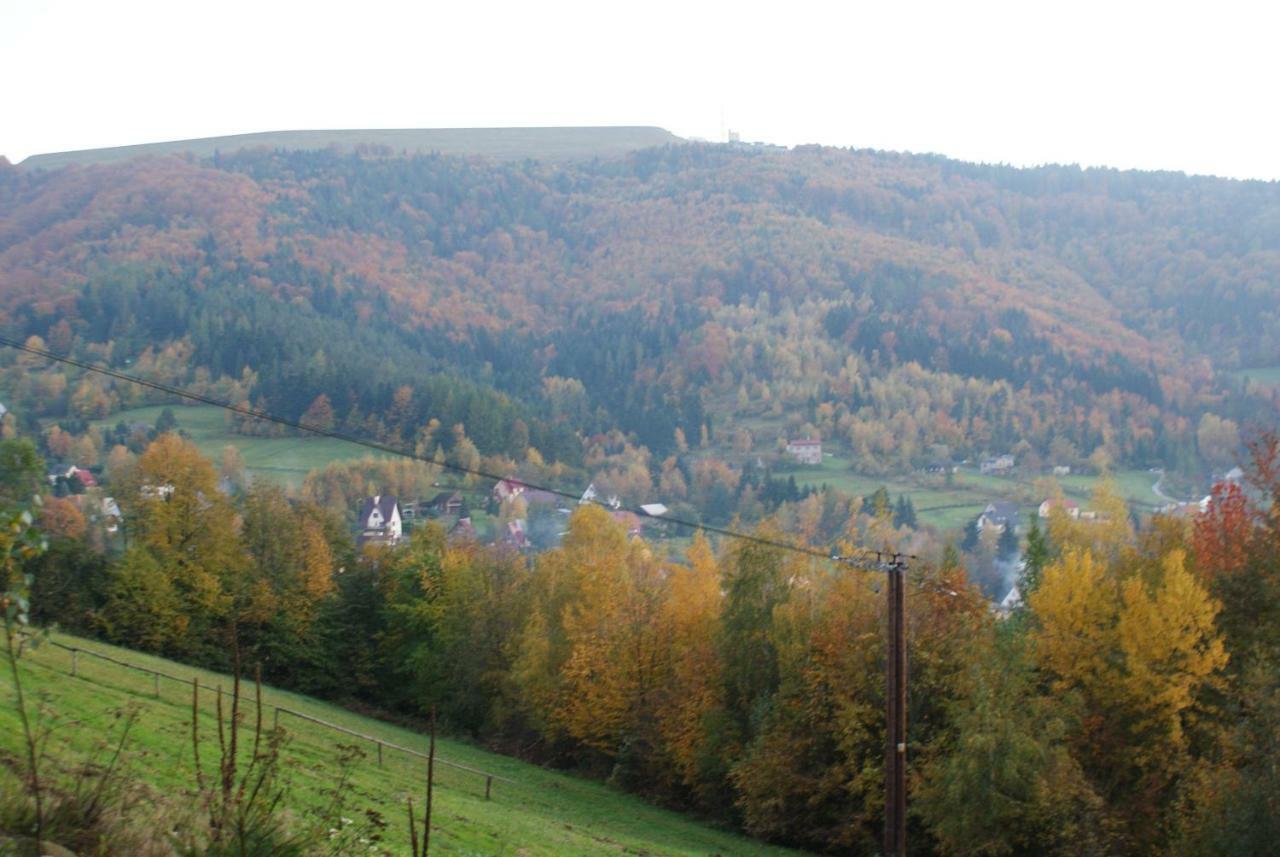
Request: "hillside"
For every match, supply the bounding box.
[2,631,806,856]
[2,137,1279,530]
[15,126,683,170]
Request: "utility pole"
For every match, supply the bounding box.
[884,554,907,857]
[834,551,908,857]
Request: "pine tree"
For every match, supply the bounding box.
[1020,515,1050,596]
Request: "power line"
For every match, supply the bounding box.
[0,335,912,564]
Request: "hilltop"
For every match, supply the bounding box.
[15,125,682,170]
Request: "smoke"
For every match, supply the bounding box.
[994,553,1023,602]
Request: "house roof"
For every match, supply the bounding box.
[358,494,398,524]
[788,438,821,446]
[983,501,1020,522]
[523,488,561,507]
[1041,497,1078,509]
[494,478,526,496]
[67,466,98,487]
[449,516,477,540]
[611,510,644,533]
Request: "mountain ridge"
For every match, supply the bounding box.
[1,141,1277,490]
[15,125,683,170]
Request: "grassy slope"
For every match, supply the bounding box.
[785,455,1162,531]
[18,127,682,170]
[1,632,806,857]
[91,404,373,490]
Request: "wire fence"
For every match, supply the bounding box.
[28,637,514,801]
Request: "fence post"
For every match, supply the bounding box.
[485,776,492,801]
[377,741,383,767]
[70,649,78,677]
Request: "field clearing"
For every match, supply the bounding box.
[1,632,807,857]
[91,404,383,489]
[19,126,681,170]
[786,455,1164,532]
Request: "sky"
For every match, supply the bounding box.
[3,0,1278,179]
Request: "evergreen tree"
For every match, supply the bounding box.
[894,495,918,529]
[961,517,981,553]
[1020,515,1050,596]
[155,407,179,435]
[997,522,1020,561]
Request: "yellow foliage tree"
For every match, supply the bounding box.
[122,434,244,623]
[1030,546,1228,846]
[1046,477,1133,559]
[514,505,670,760]
[654,533,722,789]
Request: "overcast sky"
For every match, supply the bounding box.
[3,0,1278,179]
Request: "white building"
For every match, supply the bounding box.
[357,495,402,546]
[785,438,823,466]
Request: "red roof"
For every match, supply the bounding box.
[69,467,98,487]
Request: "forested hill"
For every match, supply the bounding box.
[1,141,1278,483]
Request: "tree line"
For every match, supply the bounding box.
[8,429,1280,855]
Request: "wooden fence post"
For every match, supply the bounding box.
[377,741,383,767]
[485,776,492,801]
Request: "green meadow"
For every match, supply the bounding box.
[784,455,1164,531]
[1,632,807,856]
[91,404,381,489]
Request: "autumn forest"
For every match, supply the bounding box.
[1,137,1280,855]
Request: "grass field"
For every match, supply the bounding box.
[91,404,381,489]
[18,126,682,170]
[1,632,807,856]
[786,455,1164,532]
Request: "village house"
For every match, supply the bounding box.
[493,478,527,504]
[101,497,122,534]
[1038,498,1080,519]
[448,515,477,542]
[522,488,562,508]
[785,438,823,466]
[610,510,645,539]
[48,465,98,491]
[426,491,464,517]
[579,482,621,509]
[505,518,529,550]
[140,483,175,500]
[357,495,402,547]
[978,501,1020,533]
[1052,465,1072,477]
[980,454,1016,475]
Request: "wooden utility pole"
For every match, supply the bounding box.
[884,555,907,857]
[834,551,909,857]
